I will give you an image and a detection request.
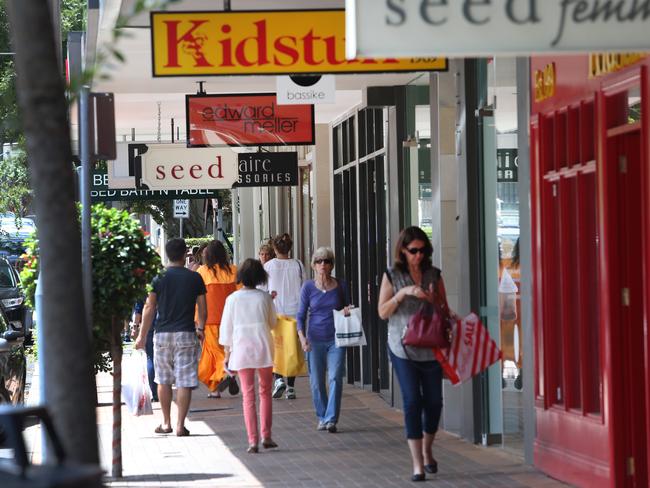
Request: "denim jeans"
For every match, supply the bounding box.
[389,349,443,439]
[307,340,346,424]
[145,328,157,400]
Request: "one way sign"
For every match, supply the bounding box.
[174,199,190,218]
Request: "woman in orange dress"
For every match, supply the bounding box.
[197,240,241,398]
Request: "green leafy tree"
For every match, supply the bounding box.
[20,204,161,476]
[0,143,30,216]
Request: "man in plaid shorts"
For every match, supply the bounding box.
[136,238,207,436]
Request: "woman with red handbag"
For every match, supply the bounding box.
[378,226,454,482]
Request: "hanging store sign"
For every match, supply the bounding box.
[235,152,299,188]
[345,0,650,58]
[91,170,221,202]
[497,149,518,183]
[150,10,446,76]
[276,75,336,105]
[186,93,315,147]
[133,143,238,191]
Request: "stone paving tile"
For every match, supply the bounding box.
[86,370,573,488]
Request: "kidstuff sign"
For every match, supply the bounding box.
[186,93,315,147]
[151,9,447,76]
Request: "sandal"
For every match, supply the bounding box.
[247,444,258,454]
[207,391,221,399]
[176,426,190,437]
[262,438,278,449]
[154,425,172,434]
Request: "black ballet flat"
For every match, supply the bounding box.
[411,473,426,482]
[424,460,438,474]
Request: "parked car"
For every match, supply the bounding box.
[0,303,25,406]
[0,257,29,341]
[0,214,35,268]
[0,303,26,448]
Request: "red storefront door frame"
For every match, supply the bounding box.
[531,57,650,488]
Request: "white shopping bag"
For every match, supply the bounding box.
[333,308,367,347]
[121,349,153,416]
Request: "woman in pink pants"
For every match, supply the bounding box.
[220,258,278,453]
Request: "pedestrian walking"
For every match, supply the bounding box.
[220,258,278,453]
[264,233,305,400]
[377,226,455,481]
[135,238,207,437]
[297,247,350,433]
[197,240,241,398]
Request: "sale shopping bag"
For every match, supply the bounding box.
[333,308,367,347]
[271,315,307,377]
[434,313,502,385]
[121,349,153,416]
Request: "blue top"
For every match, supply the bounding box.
[297,280,349,343]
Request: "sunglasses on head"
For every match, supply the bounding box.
[405,246,426,255]
[315,258,333,265]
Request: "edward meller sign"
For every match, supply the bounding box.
[150,9,446,76]
[186,93,314,147]
[346,0,650,58]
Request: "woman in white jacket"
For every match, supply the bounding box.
[220,258,278,453]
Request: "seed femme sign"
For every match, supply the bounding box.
[150,9,446,76]
[187,93,314,147]
[346,0,650,57]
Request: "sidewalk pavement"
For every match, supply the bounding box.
[92,353,569,488]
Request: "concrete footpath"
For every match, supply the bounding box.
[95,353,568,488]
[20,354,569,487]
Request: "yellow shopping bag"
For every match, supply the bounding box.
[271,315,307,377]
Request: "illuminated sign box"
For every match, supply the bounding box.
[151,9,447,76]
[186,93,315,147]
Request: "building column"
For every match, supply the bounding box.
[313,124,332,249]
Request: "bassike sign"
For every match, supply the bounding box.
[346,0,650,57]
[276,75,336,105]
[150,10,447,76]
[186,93,315,147]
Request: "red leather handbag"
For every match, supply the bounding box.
[402,284,453,349]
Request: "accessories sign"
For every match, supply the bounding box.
[150,9,447,76]
[345,0,650,57]
[235,152,299,188]
[186,93,315,147]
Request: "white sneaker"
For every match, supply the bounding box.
[285,387,296,400]
[272,378,286,399]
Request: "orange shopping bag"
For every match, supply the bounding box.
[434,313,502,385]
[271,315,307,377]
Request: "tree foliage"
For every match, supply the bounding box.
[20,204,162,372]
[0,142,30,215]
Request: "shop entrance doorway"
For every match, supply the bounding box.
[608,125,648,487]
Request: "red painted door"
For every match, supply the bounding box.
[610,128,648,487]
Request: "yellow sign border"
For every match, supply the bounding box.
[151,9,447,77]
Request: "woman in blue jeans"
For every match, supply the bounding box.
[297,247,350,433]
[378,226,456,482]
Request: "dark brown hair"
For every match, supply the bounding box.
[237,258,268,288]
[272,233,293,255]
[166,238,187,262]
[394,226,433,273]
[204,240,232,276]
